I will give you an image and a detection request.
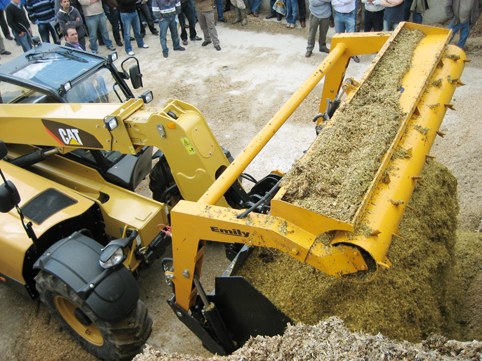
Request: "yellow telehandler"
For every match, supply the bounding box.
[0,23,466,359]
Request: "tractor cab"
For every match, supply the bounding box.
[0,43,153,191]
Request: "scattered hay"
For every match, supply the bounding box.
[281,28,426,223]
[135,317,482,361]
[238,160,462,343]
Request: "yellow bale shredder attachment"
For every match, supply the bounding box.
[166,23,467,354]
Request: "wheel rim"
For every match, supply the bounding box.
[54,295,104,346]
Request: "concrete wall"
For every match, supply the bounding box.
[257,0,449,25]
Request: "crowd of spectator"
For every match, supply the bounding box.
[0,0,478,60]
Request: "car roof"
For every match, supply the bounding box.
[0,43,106,92]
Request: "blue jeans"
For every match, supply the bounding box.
[449,21,470,49]
[13,31,32,52]
[85,13,113,51]
[38,22,60,44]
[286,0,298,25]
[120,11,145,52]
[383,20,399,31]
[334,10,355,33]
[158,16,180,53]
[104,3,123,43]
[214,0,224,20]
[249,0,262,13]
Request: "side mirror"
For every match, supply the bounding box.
[129,64,143,89]
[0,180,20,213]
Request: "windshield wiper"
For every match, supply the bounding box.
[26,50,88,63]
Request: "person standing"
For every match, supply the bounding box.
[403,0,427,23]
[63,25,84,48]
[57,0,86,49]
[5,0,32,51]
[285,0,298,28]
[305,0,331,57]
[137,0,158,37]
[117,0,148,55]
[25,0,60,44]
[214,0,226,22]
[332,0,356,33]
[231,0,247,25]
[78,0,116,53]
[265,0,282,21]
[179,0,202,45]
[103,0,123,46]
[195,0,220,50]
[0,0,14,40]
[152,0,184,57]
[446,0,482,49]
[332,0,359,61]
[361,0,383,31]
[247,0,260,17]
[368,0,404,31]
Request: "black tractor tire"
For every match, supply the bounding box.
[149,159,176,203]
[35,270,152,361]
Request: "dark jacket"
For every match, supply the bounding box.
[102,0,119,9]
[446,0,482,28]
[6,2,30,34]
[118,0,137,13]
[57,6,86,37]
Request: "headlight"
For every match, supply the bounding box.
[99,247,124,269]
[140,90,153,104]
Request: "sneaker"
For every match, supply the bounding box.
[163,52,168,58]
[127,50,135,55]
[202,40,212,47]
[305,50,312,58]
[182,39,188,45]
[218,18,227,23]
[265,14,277,19]
[174,46,185,51]
[0,50,11,55]
[6,35,13,41]
[151,30,159,35]
[107,45,116,51]
[190,36,202,41]
[116,40,123,47]
[214,45,221,51]
[142,44,149,48]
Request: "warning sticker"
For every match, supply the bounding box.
[181,137,196,155]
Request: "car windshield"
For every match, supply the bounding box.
[66,67,122,103]
[13,50,103,89]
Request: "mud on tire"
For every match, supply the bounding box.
[35,270,152,361]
